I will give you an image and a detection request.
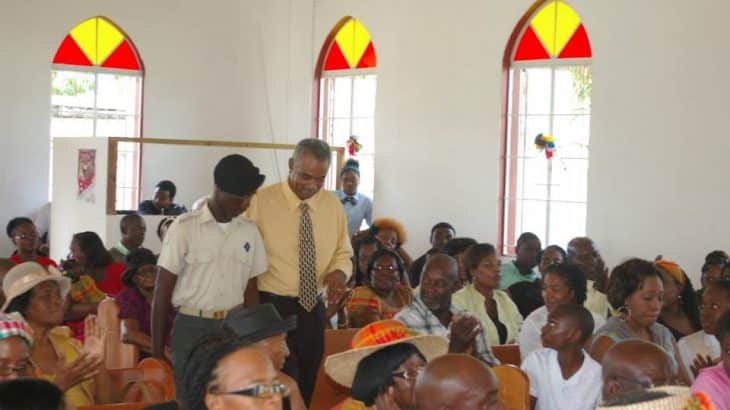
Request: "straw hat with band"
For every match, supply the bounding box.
[324,319,448,388]
[2,262,71,313]
[596,386,714,410]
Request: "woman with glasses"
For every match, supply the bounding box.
[591,258,691,385]
[0,313,34,381]
[347,249,413,328]
[184,333,289,410]
[452,243,523,345]
[117,248,174,360]
[5,217,56,268]
[325,320,448,410]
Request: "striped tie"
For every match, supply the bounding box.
[298,202,318,311]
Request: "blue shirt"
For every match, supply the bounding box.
[334,190,373,237]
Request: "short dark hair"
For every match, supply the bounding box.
[156,180,177,199]
[703,250,727,273]
[463,243,497,274]
[516,232,540,247]
[715,309,730,344]
[73,231,113,268]
[606,258,662,310]
[537,245,567,265]
[293,138,331,164]
[340,158,360,177]
[119,213,143,234]
[366,248,406,285]
[122,248,158,287]
[183,330,251,410]
[353,236,380,286]
[430,222,455,236]
[552,304,594,343]
[0,378,64,410]
[545,263,588,305]
[6,217,33,238]
[442,237,477,257]
[5,289,32,316]
[351,343,426,406]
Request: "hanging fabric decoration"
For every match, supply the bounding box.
[347,136,363,156]
[534,133,556,159]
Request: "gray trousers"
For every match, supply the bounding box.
[170,313,223,401]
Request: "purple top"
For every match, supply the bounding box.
[692,363,730,409]
[116,286,174,346]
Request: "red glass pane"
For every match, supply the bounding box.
[558,24,592,59]
[324,41,350,71]
[52,35,93,66]
[356,41,376,69]
[101,39,141,70]
[514,26,550,61]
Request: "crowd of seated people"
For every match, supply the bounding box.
[0,142,728,409]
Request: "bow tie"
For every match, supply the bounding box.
[342,196,358,206]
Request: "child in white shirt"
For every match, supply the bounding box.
[521,304,602,410]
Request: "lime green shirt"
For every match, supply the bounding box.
[498,261,540,290]
[452,284,524,345]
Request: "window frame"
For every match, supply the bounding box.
[499,1,592,255]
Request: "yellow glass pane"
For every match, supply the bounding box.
[70,18,98,64]
[530,1,556,56]
[335,18,371,68]
[555,1,581,55]
[97,18,124,65]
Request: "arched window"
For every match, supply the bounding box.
[51,16,144,210]
[314,17,377,201]
[500,0,592,254]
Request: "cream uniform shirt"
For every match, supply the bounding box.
[157,203,268,311]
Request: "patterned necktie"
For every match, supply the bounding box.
[298,202,318,311]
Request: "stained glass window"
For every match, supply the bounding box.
[513,0,591,61]
[501,1,592,254]
[318,18,377,208]
[50,17,143,211]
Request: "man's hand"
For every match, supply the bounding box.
[449,315,480,354]
[691,354,718,377]
[323,270,347,304]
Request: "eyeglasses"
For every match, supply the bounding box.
[216,382,290,399]
[0,361,33,377]
[392,367,424,381]
[373,265,398,273]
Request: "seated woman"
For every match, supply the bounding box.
[138,180,187,216]
[117,248,174,359]
[518,263,606,360]
[324,319,449,410]
[692,309,730,409]
[63,232,126,338]
[590,258,691,385]
[347,249,412,328]
[0,312,34,381]
[655,259,701,341]
[452,243,523,345]
[6,217,57,267]
[367,218,413,272]
[442,237,478,291]
[2,262,115,407]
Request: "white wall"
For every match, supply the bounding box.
[1,0,728,286]
[50,138,109,261]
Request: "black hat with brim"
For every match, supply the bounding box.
[223,303,297,343]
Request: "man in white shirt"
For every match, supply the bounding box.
[678,277,730,380]
[151,154,268,399]
[567,237,611,318]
